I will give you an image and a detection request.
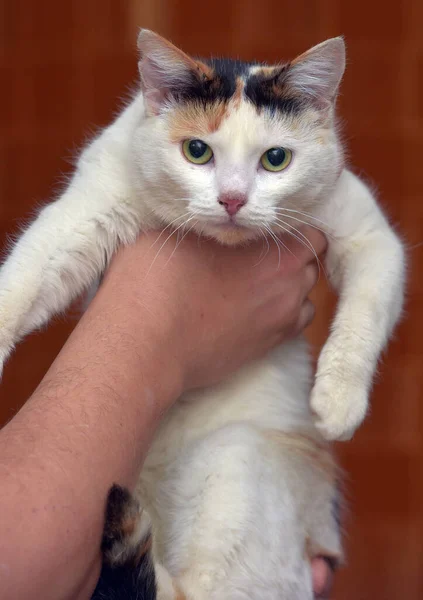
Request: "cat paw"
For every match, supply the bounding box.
[310,375,368,441]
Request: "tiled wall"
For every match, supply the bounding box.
[1,1,422,598]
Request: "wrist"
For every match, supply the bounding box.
[77,265,185,416]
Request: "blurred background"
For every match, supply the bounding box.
[1,1,422,598]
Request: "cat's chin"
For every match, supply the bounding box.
[202,225,260,246]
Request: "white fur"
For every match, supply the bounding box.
[140,341,341,599]
[0,33,405,598]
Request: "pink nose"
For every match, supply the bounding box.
[218,194,247,216]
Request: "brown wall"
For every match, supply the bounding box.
[1,1,422,598]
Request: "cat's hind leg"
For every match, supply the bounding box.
[92,484,180,600]
[155,424,335,600]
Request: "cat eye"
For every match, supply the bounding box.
[260,147,292,172]
[182,139,213,165]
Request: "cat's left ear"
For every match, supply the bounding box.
[137,29,210,115]
[282,37,346,110]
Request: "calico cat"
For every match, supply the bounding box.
[0,31,405,599]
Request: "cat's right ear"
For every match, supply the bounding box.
[281,37,346,111]
[137,30,210,115]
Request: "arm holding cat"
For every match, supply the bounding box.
[0,229,325,600]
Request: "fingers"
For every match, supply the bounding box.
[302,263,319,297]
[296,298,316,333]
[275,298,315,345]
[271,263,318,341]
[312,557,335,598]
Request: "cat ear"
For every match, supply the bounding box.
[282,37,346,109]
[137,29,209,115]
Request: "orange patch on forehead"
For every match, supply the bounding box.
[167,101,229,141]
[255,65,280,77]
[232,77,244,108]
[195,60,215,80]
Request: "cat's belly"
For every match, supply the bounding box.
[138,336,316,505]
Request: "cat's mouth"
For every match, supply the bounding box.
[216,219,247,230]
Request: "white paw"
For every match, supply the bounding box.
[310,374,369,441]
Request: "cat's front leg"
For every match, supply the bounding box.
[0,187,137,377]
[310,170,406,440]
[0,131,143,377]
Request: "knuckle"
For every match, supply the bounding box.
[285,292,302,321]
[303,299,316,325]
[305,263,319,287]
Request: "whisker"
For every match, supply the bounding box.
[273,209,348,251]
[265,225,281,269]
[272,207,332,230]
[260,228,271,260]
[273,211,339,245]
[165,218,199,267]
[253,228,271,267]
[196,225,205,248]
[263,222,299,264]
[273,217,326,281]
[146,215,197,276]
[262,223,300,270]
[149,212,193,249]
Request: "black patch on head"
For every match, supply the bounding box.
[169,57,257,105]
[206,57,256,82]
[165,51,306,117]
[170,69,232,104]
[244,66,304,116]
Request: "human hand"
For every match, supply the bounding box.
[103,226,327,397]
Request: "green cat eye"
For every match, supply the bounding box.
[182,139,213,165]
[260,147,292,172]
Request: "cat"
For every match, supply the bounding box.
[0,30,405,599]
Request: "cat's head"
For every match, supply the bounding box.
[132,31,346,245]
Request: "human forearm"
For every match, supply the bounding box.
[0,274,180,600]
